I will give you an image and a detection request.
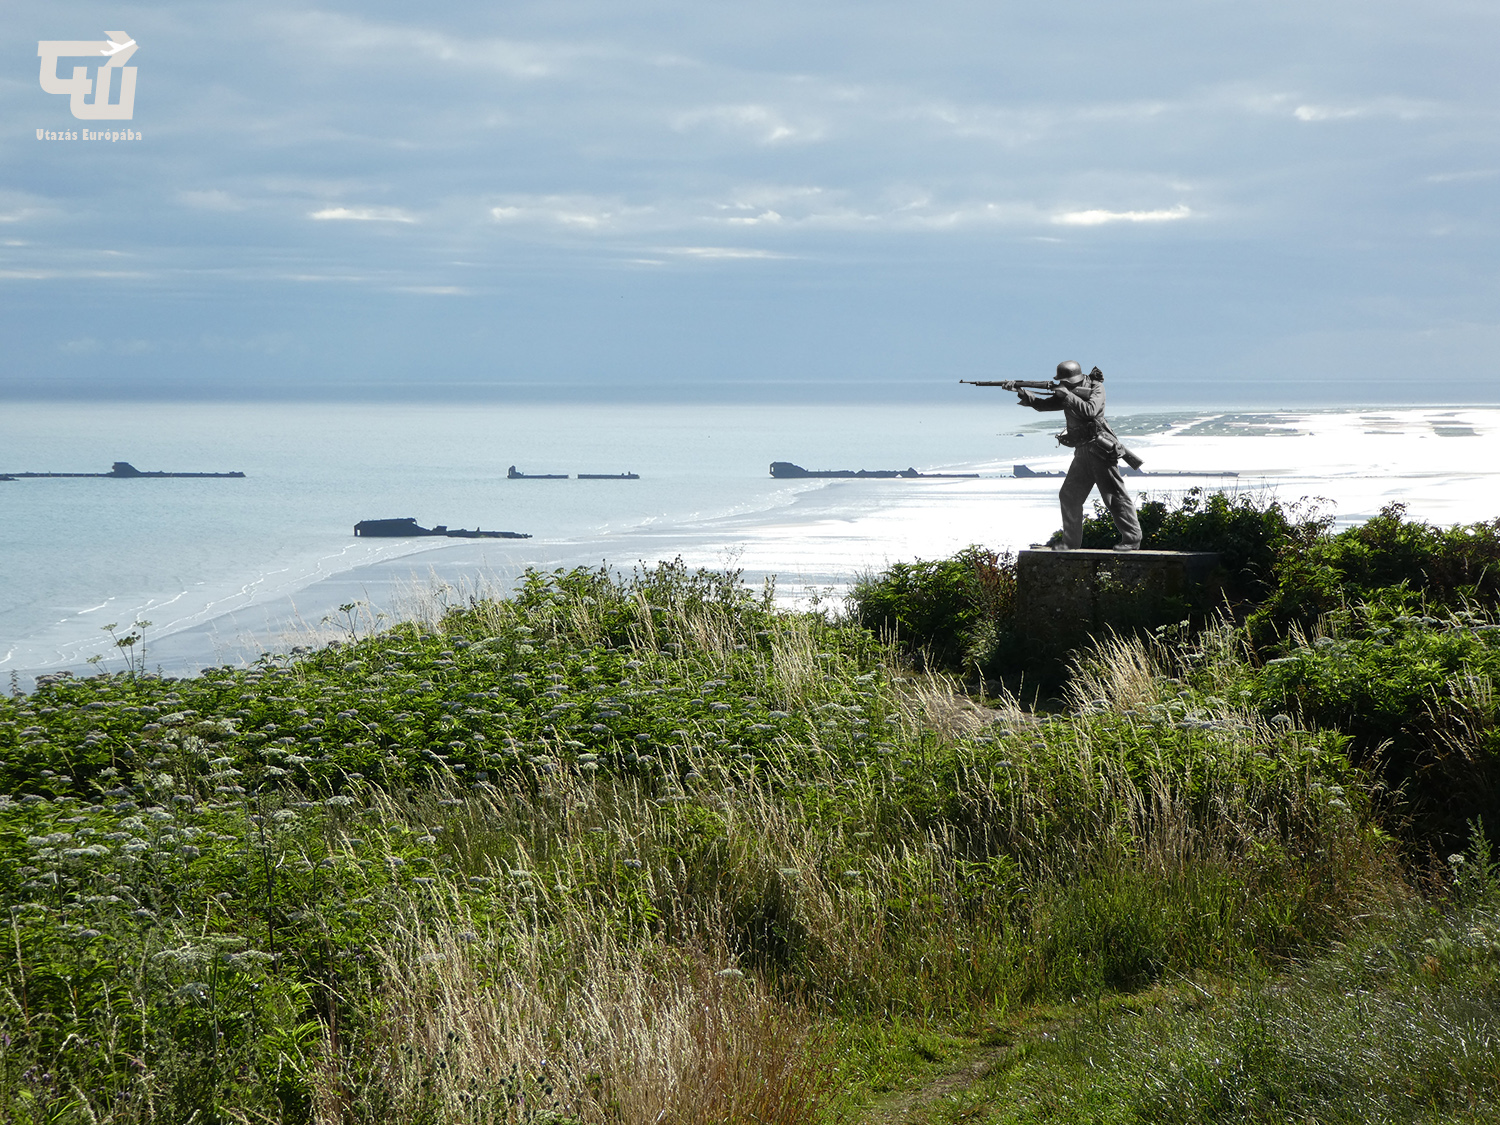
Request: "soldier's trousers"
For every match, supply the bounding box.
[1059,447,1141,549]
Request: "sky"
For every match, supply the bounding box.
[3,0,1498,404]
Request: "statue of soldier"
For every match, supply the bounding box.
[1016,362,1141,551]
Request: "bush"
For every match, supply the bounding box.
[1241,596,1500,849]
[1081,488,1323,609]
[1249,503,1500,646]
[847,546,1016,674]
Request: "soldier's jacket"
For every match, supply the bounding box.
[1018,383,1124,460]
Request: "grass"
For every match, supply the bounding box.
[879,832,1500,1124]
[0,548,1490,1123]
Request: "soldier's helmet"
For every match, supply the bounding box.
[1056,361,1085,385]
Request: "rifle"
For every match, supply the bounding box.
[959,379,1059,391]
[960,367,1105,392]
[961,375,1145,470]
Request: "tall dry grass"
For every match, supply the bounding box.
[311,879,838,1125]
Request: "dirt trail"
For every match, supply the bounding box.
[858,1044,1015,1125]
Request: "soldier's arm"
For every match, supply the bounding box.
[1018,389,1065,411]
[1056,384,1105,421]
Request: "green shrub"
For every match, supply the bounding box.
[847,546,1016,674]
[1081,488,1323,609]
[1241,596,1500,848]
[1249,503,1500,646]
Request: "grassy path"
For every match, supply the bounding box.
[849,986,1207,1125]
[859,1041,1018,1125]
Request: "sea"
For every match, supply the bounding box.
[4,401,1498,689]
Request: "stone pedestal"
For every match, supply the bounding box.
[1016,549,1221,668]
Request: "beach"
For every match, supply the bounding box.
[4,401,1499,685]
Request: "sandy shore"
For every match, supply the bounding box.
[21,405,1500,686]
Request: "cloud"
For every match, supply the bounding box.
[492,188,835,235]
[482,187,1160,238]
[265,12,572,79]
[1291,97,1435,123]
[903,201,1041,230]
[1425,169,1498,184]
[309,207,417,223]
[280,272,389,283]
[0,193,52,225]
[1051,204,1192,226]
[492,205,610,228]
[490,197,657,231]
[179,190,246,212]
[724,210,783,226]
[912,97,1174,146]
[1293,105,1365,123]
[197,333,299,355]
[664,247,791,260]
[675,104,824,145]
[57,336,151,357]
[700,189,1052,233]
[904,86,1442,145]
[0,189,54,226]
[0,269,151,280]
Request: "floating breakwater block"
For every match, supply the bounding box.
[1016,549,1222,675]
